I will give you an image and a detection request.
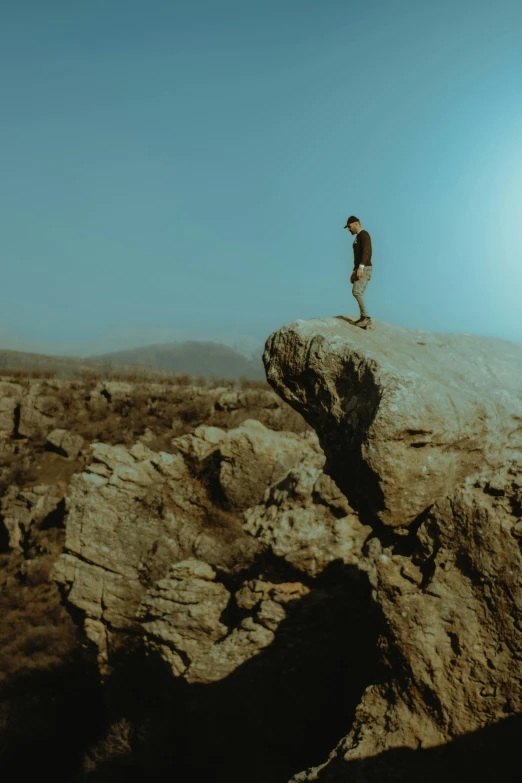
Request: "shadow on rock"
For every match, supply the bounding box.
[87,562,379,783]
[0,653,104,781]
[313,712,522,783]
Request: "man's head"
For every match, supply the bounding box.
[344,215,361,235]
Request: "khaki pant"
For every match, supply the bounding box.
[352,266,373,317]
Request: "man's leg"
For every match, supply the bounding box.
[352,267,372,318]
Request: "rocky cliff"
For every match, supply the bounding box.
[264,318,522,781]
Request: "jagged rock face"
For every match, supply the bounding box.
[52,426,347,683]
[217,420,321,509]
[53,440,258,674]
[263,318,522,781]
[300,462,522,779]
[1,483,65,551]
[264,319,522,527]
[244,465,369,577]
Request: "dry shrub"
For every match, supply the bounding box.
[171,417,187,438]
[0,452,36,495]
[272,405,311,433]
[203,504,245,538]
[0,368,36,381]
[172,372,193,386]
[239,378,270,390]
[141,431,177,453]
[0,368,28,379]
[0,571,77,687]
[82,717,135,775]
[76,369,101,383]
[104,371,145,383]
[211,377,236,389]
[0,368,58,379]
[103,369,171,384]
[177,397,212,427]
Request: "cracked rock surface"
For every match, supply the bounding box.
[264,318,522,527]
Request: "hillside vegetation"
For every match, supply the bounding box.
[0,369,310,779]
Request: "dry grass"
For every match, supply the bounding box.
[0,368,56,380]
[74,367,214,387]
[0,550,77,688]
[75,368,101,383]
[239,378,271,390]
[0,448,36,494]
[208,402,310,434]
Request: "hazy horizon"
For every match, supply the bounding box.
[1,0,521,355]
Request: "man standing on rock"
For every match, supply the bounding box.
[345,216,373,328]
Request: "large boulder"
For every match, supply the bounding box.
[218,420,323,509]
[264,318,522,528]
[173,419,324,510]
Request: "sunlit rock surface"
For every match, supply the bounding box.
[263,318,522,781]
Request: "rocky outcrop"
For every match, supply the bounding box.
[265,319,522,527]
[263,318,522,781]
[217,420,322,509]
[46,429,84,459]
[244,465,369,577]
[137,557,311,684]
[1,483,66,551]
[18,382,66,438]
[0,382,23,436]
[52,440,252,673]
[173,419,324,510]
[52,425,338,681]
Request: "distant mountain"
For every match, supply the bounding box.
[0,348,170,378]
[91,341,265,380]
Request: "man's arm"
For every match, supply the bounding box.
[358,231,372,267]
[355,231,371,278]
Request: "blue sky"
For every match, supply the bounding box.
[0,0,521,356]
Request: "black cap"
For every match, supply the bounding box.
[344,215,359,228]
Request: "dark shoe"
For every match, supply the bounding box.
[356,317,372,329]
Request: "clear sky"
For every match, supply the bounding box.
[1,0,521,357]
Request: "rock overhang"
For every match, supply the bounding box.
[263,318,522,527]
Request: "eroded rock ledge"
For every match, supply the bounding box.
[263,318,522,781]
[264,318,522,527]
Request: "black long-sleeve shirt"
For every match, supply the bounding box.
[352,229,372,268]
